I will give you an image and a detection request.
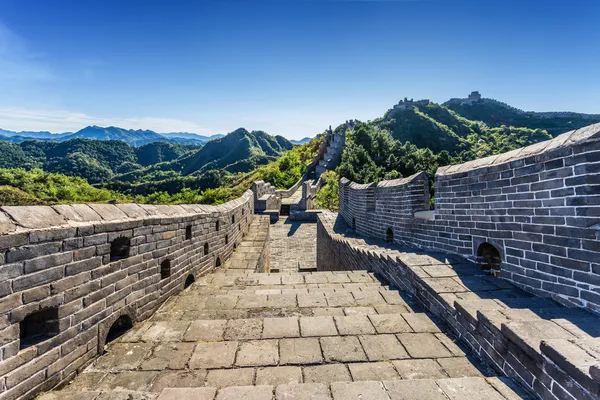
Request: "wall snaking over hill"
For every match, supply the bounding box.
[339,123,600,315]
[0,192,255,400]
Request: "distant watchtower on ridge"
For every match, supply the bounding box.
[467,91,481,101]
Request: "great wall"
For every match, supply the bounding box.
[0,123,599,400]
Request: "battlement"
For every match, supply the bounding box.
[0,192,255,400]
[339,123,600,314]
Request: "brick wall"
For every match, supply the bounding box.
[251,181,280,212]
[339,123,600,314]
[0,191,254,400]
[316,213,598,400]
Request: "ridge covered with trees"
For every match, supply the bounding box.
[320,100,557,209]
[0,93,594,207]
[0,134,321,206]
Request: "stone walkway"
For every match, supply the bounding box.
[39,269,529,399]
[269,218,316,272]
[222,216,269,272]
[37,217,531,400]
[281,187,302,206]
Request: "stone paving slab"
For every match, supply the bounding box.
[330,381,389,400]
[41,254,530,400]
[189,342,237,369]
[368,314,413,334]
[255,366,302,386]
[215,385,273,400]
[269,218,316,272]
[359,334,409,361]
[236,340,279,366]
[300,316,338,337]
[397,333,453,359]
[334,315,376,335]
[157,388,216,400]
[150,370,208,392]
[348,362,399,381]
[206,369,255,388]
[279,338,323,364]
[385,379,448,400]
[321,336,367,362]
[275,383,331,400]
[392,359,448,380]
[263,317,299,338]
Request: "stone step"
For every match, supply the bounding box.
[199,270,381,287]
[135,313,447,341]
[40,377,530,399]
[152,290,419,320]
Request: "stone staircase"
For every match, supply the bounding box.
[38,266,531,399]
[315,131,345,179]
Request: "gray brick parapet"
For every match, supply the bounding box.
[0,191,254,400]
[339,123,600,315]
[317,211,600,400]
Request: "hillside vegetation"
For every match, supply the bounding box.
[0,169,126,205]
[340,102,551,187]
[0,93,594,207]
[444,98,600,136]
[0,128,293,198]
[0,139,196,184]
[103,128,294,195]
[0,136,321,206]
[326,100,556,210]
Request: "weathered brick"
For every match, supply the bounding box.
[6,348,60,388]
[23,252,73,274]
[65,257,102,276]
[12,266,64,291]
[6,242,61,263]
[28,227,76,244]
[83,233,107,246]
[0,262,22,280]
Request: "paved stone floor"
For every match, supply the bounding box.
[281,187,302,206]
[223,216,269,271]
[39,268,530,399]
[269,218,316,272]
[38,218,530,400]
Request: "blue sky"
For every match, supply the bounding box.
[0,0,598,139]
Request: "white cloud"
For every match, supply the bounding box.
[0,107,217,134]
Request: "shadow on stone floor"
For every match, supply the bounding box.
[282,219,314,237]
[330,214,600,339]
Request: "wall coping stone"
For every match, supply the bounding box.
[0,190,253,237]
[317,211,600,400]
[436,122,600,177]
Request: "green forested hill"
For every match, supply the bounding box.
[0,139,196,184]
[102,128,293,195]
[0,128,293,196]
[0,135,319,206]
[375,101,551,157]
[334,100,556,208]
[443,97,600,136]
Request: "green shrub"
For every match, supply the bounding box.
[315,171,339,211]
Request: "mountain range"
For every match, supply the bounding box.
[1,91,598,203]
[0,127,293,196]
[0,126,224,146]
[443,93,600,136]
[290,137,313,145]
